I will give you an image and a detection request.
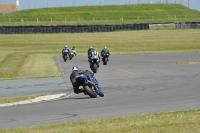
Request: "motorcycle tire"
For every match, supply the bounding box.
[83,85,97,98]
[103,57,108,65]
[70,55,74,60]
[64,55,68,62]
[92,63,98,73]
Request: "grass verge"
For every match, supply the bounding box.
[0,94,43,104]
[0,109,200,133]
[169,61,200,64]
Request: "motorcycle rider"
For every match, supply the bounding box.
[62,45,70,57]
[88,46,95,56]
[88,46,95,66]
[101,46,110,61]
[88,50,101,68]
[70,46,76,56]
[70,66,104,96]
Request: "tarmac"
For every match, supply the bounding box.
[0,77,69,107]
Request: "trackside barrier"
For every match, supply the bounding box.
[149,22,200,30]
[0,24,149,34]
[149,24,176,30]
[176,22,200,29]
[0,22,199,34]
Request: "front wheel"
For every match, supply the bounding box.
[64,55,68,62]
[92,63,98,73]
[103,57,108,65]
[83,85,97,98]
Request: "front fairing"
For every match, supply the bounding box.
[91,55,99,63]
[63,50,68,55]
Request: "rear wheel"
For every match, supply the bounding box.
[83,85,97,98]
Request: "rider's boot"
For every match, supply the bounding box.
[82,90,87,95]
[99,92,104,97]
[96,88,104,97]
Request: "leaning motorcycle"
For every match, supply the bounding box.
[89,54,100,73]
[63,49,69,62]
[69,50,75,60]
[102,52,109,65]
[76,74,104,98]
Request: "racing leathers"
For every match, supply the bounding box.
[70,69,102,94]
[101,48,110,61]
[70,47,76,56]
[62,47,70,58]
[101,48,110,57]
[88,50,101,68]
[88,47,95,56]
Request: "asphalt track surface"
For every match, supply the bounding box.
[0,77,66,98]
[0,53,200,129]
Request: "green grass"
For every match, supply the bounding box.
[0,109,200,132]
[0,29,200,80]
[169,61,200,64]
[0,94,43,104]
[0,4,200,26]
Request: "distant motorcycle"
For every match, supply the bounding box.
[63,49,69,62]
[89,51,100,73]
[69,50,75,60]
[76,74,104,98]
[102,52,109,65]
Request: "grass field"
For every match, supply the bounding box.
[0,109,200,133]
[0,29,200,80]
[0,4,200,26]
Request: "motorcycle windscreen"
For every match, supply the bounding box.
[104,49,108,53]
[92,51,98,58]
[64,50,68,52]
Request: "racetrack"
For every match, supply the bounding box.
[0,53,200,129]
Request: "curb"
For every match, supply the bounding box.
[0,93,71,107]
